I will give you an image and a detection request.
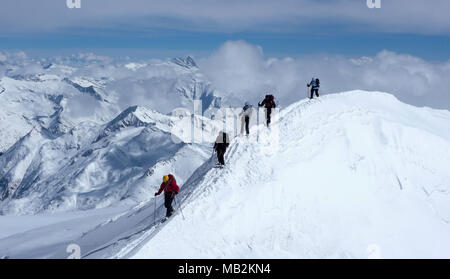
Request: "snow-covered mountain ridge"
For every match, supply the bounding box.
[0,56,227,215]
[133,91,450,258]
[0,102,225,214]
[1,90,449,258]
[0,55,223,153]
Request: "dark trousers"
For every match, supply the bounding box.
[245,116,250,135]
[265,108,272,126]
[217,148,226,165]
[164,193,174,217]
[310,88,319,99]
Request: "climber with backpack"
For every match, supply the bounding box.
[239,102,253,136]
[155,174,180,219]
[307,78,320,99]
[258,94,276,126]
[213,131,230,167]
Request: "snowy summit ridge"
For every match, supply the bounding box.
[133,91,450,259]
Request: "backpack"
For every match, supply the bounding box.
[268,95,275,108]
[315,78,320,88]
[262,94,276,108]
[243,104,252,117]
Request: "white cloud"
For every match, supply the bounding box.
[1,45,449,113]
[0,52,6,62]
[65,94,102,119]
[199,41,450,110]
[198,41,266,99]
[0,51,29,66]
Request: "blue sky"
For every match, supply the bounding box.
[1,30,449,61]
[0,0,449,60]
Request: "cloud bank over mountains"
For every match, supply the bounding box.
[199,41,450,109]
[1,40,449,111]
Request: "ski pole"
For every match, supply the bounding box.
[257,106,260,142]
[212,148,216,164]
[154,196,157,226]
[174,195,185,220]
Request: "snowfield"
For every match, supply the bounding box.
[1,76,449,258]
[132,91,450,259]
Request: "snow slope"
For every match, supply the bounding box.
[133,91,450,259]
[0,104,222,214]
[0,156,219,259]
[0,206,127,258]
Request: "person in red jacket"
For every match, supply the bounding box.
[155,174,180,218]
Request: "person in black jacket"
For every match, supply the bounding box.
[258,94,276,126]
[307,78,320,99]
[213,131,230,166]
